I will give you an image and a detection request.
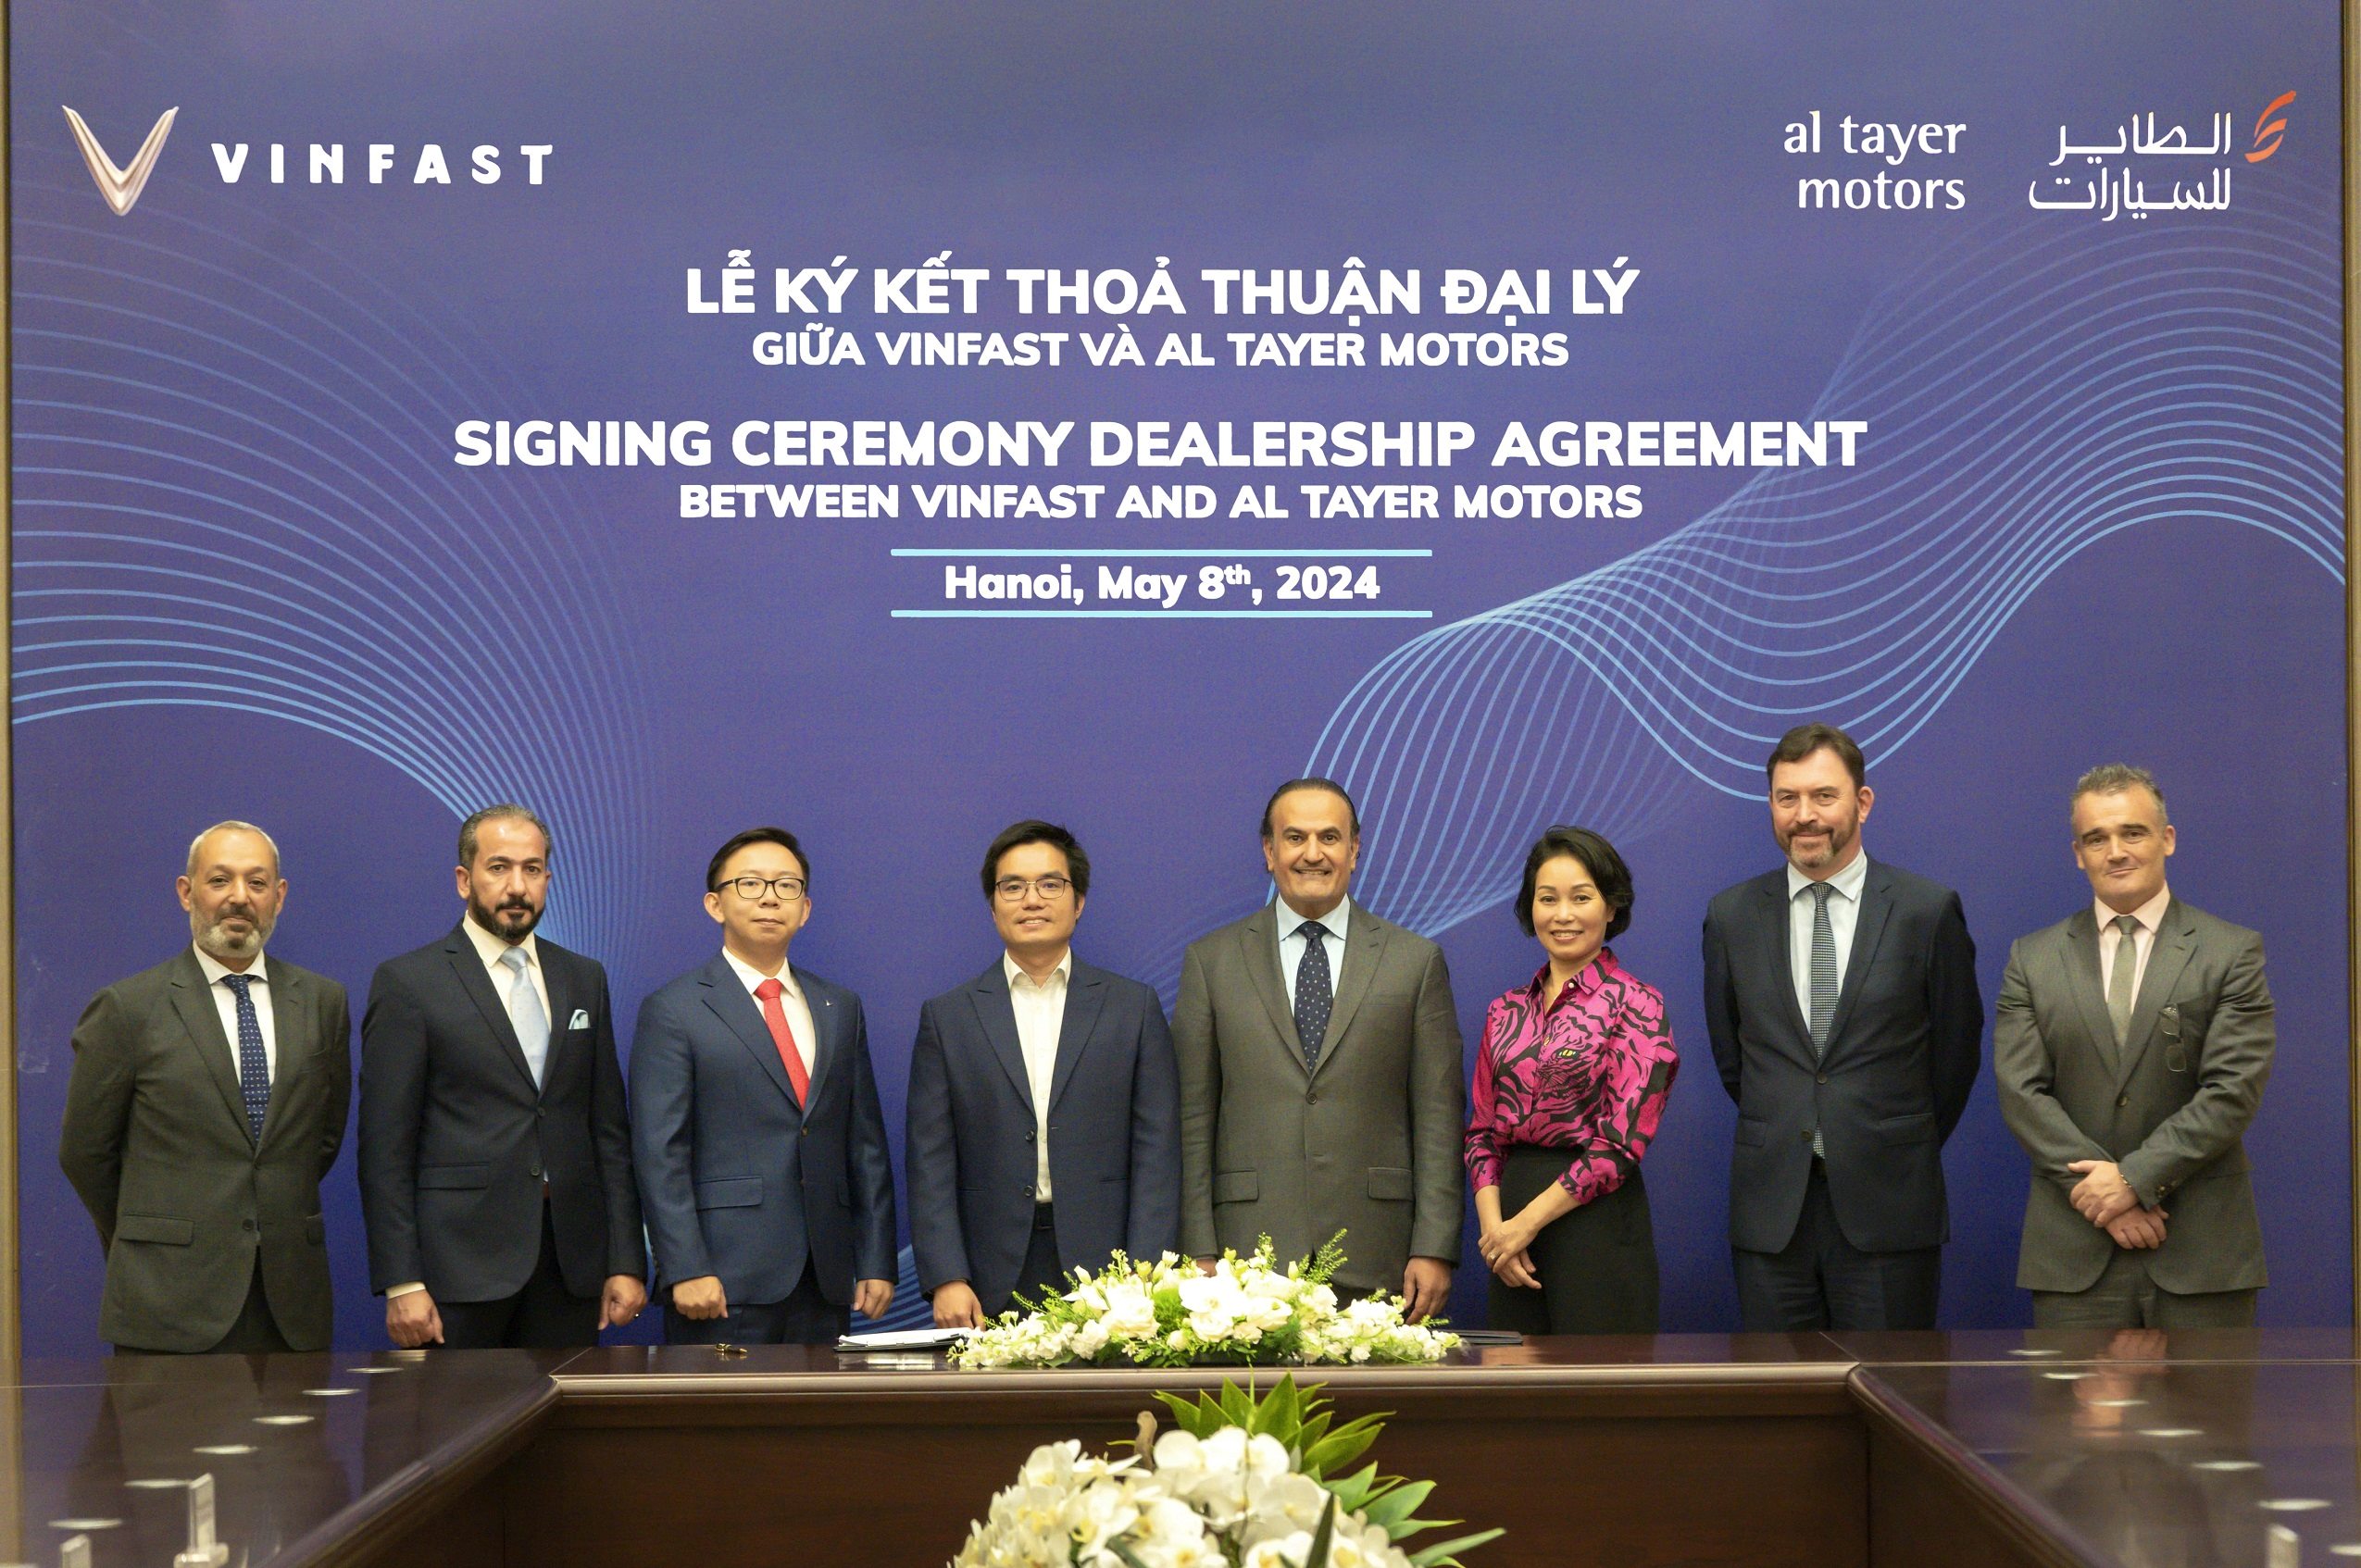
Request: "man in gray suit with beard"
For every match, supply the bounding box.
[1995,765,2273,1326]
[61,822,351,1352]
[1173,778,1463,1319]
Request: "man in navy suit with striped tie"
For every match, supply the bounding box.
[631,827,897,1344]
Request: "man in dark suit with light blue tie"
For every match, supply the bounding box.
[631,827,897,1344]
[906,821,1180,1325]
[1703,723,1983,1331]
[360,804,645,1349]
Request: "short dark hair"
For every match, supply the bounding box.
[981,819,1092,900]
[706,827,809,891]
[2072,764,2168,825]
[458,803,551,868]
[1260,777,1361,840]
[1766,723,1866,790]
[1515,826,1634,941]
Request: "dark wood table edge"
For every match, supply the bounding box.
[268,1376,561,1568]
[1844,1365,2117,1568]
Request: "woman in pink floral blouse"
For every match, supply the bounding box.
[1467,826,1678,1334]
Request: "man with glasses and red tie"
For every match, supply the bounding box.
[906,820,1179,1325]
[631,827,896,1345]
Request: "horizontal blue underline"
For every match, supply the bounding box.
[890,609,1434,619]
[889,548,1433,557]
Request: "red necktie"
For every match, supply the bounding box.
[754,977,810,1107]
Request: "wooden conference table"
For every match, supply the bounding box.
[3,1329,2356,1568]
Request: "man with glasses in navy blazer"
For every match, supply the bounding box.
[906,820,1179,1325]
[631,827,896,1345]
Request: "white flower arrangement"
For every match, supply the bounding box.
[951,1237,1460,1371]
[951,1378,1500,1568]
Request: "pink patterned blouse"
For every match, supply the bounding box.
[1464,949,1678,1205]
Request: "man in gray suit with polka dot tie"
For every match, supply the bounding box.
[1172,778,1465,1320]
[60,822,352,1352]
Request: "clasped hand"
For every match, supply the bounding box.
[1476,1217,1539,1291]
[2067,1160,2167,1250]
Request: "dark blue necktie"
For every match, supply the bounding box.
[221,973,269,1141]
[1293,921,1332,1073]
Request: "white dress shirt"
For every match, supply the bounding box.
[2095,884,2172,1002]
[1787,852,1871,1020]
[194,946,276,1082]
[461,917,551,1026]
[723,947,817,1079]
[1005,950,1072,1201]
[1277,896,1353,1000]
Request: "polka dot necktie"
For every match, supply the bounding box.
[220,973,269,1142]
[1293,921,1332,1074]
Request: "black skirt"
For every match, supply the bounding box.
[1486,1144,1658,1335]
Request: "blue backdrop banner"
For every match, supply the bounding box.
[10,1,2346,1353]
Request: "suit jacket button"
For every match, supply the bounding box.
[2117,1095,2130,1108]
[1025,1130,1036,1143]
[535,1107,546,1120]
[1306,1092,1318,1105]
[1022,1186,1034,1199]
[529,1163,543,1179]
[1800,1130,1813,1141]
[1815,1074,1828,1084]
[243,1219,256,1233]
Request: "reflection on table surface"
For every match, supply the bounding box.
[1,1350,566,1567]
[0,1331,2355,1566]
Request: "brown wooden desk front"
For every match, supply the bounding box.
[6,1331,2354,1568]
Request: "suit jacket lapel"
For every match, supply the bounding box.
[1820,863,1893,1058]
[443,928,538,1092]
[539,950,575,1098]
[796,965,838,1110]
[1048,963,1107,1114]
[169,952,253,1146]
[2061,908,2120,1076]
[968,964,1033,1114]
[1761,877,1818,1067]
[701,957,799,1109]
[1241,907,1306,1068]
[1313,906,1386,1077]
[255,964,308,1151]
[2117,902,2197,1089]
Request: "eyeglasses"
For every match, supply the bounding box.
[993,875,1072,902]
[717,876,806,901]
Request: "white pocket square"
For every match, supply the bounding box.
[568,1009,591,1029]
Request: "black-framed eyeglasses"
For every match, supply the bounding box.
[717,875,806,902]
[993,875,1072,902]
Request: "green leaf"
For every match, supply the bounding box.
[1405,1528,1505,1567]
[1300,1490,1339,1568]
[1302,1412,1385,1477]
[1360,1478,1436,1532]
[1322,1462,1380,1512]
[1220,1381,1253,1427]
[1108,1541,1153,1568]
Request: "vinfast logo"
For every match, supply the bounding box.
[63,105,178,217]
[62,105,555,215]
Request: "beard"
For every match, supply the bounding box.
[468,890,543,940]
[1780,818,1856,871]
[194,903,273,960]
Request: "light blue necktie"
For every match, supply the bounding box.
[500,946,549,1089]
